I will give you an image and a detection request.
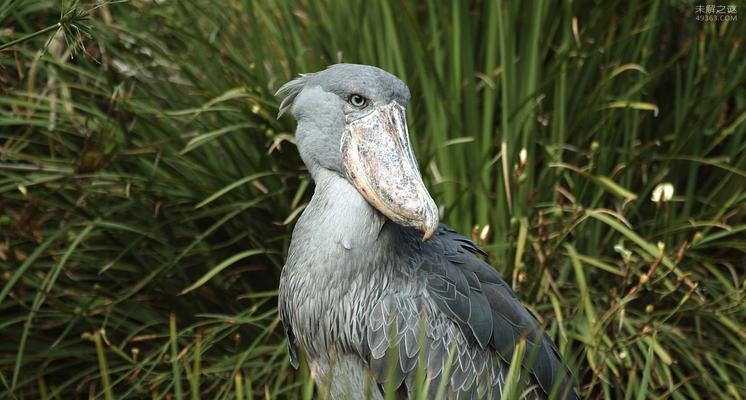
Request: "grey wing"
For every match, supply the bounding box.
[278,273,300,369]
[363,292,506,399]
[361,225,577,399]
[431,225,577,399]
[280,313,300,369]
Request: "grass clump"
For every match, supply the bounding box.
[1,1,744,399]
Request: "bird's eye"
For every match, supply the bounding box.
[348,94,368,108]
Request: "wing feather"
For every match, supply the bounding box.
[357,224,576,399]
[432,225,577,398]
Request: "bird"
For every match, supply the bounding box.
[276,64,577,399]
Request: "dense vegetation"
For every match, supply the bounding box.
[1,0,744,399]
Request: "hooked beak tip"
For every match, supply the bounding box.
[421,223,437,241]
[419,206,439,241]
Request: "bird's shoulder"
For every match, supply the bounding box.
[418,223,539,347]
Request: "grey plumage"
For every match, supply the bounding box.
[277,64,576,399]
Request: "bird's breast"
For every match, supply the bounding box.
[280,250,385,360]
[278,169,412,360]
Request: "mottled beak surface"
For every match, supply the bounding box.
[341,102,439,240]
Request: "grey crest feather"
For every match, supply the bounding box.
[275,73,314,118]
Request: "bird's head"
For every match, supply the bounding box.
[277,63,438,240]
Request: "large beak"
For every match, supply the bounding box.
[341,102,439,240]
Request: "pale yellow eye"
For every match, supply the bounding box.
[348,94,368,108]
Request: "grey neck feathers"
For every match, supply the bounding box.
[286,168,391,279]
[281,169,395,360]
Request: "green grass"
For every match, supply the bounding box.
[1,0,744,399]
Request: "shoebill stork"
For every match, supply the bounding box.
[277,64,576,399]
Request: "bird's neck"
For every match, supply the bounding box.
[281,169,400,361]
[287,168,392,276]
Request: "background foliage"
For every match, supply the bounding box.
[1,0,744,399]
